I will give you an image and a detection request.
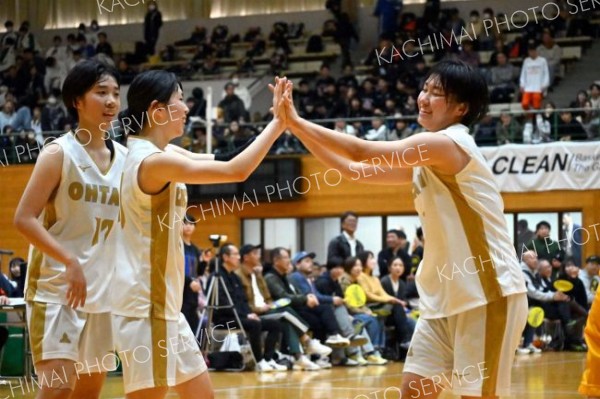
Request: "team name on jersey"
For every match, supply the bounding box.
[68,182,120,206]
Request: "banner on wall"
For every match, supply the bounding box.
[479,142,600,192]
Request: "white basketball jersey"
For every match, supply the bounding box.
[112,137,187,321]
[412,124,526,319]
[25,132,127,313]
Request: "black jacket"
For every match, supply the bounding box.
[264,269,307,308]
[327,233,364,266]
[377,247,412,280]
[209,267,252,323]
[315,271,344,297]
[381,275,408,301]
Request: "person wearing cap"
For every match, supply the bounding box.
[210,244,283,373]
[265,248,350,350]
[520,40,550,143]
[289,251,372,366]
[236,244,330,371]
[580,256,600,306]
[525,221,561,262]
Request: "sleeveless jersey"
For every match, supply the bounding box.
[412,124,527,318]
[112,137,187,321]
[25,132,127,313]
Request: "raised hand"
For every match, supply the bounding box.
[283,80,300,126]
[268,76,287,126]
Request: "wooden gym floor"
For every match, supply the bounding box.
[0,352,587,398]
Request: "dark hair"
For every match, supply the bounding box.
[119,70,181,137]
[271,247,289,261]
[388,256,405,269]
[591,83,600,92]
[536,221,551,231]
[4,20,13,28]
[340,211,358,224]
[218,243,235,262]
[357,250,374,272]
[344,256,359,274]
[416,227,423,240]
[423,59,489,127]
[62,59,121,122]
[184,214,196,224]
[387,229,407,240]
[53,35,62,42]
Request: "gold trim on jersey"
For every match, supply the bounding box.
[150,188,171,320]
[151,317,168,387]
[70,131,118,177]
[26,200,57,301]
[437,173,503,303]
[482,296,508,396]
[30,301,47,365]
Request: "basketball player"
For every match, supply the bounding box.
[580,295,600,398]
[14,60,125,399]
[111,71,287,399]
[281,60,528,399]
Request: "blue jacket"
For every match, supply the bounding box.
[288,271,333,305]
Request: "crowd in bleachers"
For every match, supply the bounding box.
[1,0,600,161]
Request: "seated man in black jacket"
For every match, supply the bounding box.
[265,247,350,348]
[377,229,411,280]
[209,244,285,372]
[380,256,416,347]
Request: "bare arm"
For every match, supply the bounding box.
[140,77,288,191]
[166,144,215,160]
[13,145,86,308]
[284,83,469,176]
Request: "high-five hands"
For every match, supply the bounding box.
[268,76,290,127]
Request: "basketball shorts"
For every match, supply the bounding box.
[26,301,116,374]
[521,92,543,110]
[403,293,528,397]
[579,295,600,396]
[112,312,207,394]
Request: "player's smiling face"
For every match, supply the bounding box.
[162,86,189,138]
[76,74,120,128]
[417,75,467,132]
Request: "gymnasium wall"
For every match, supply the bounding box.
[1,156,599,274]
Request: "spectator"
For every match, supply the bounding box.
[536,101,559,141]
[333,118,356,135]
[525,221,561,262]
[181,216,201,334]
[44,57,66,94]
[578,100,599,139]
[265,247,350,349]
[561,258,589,312]
[489,38,509,67]
[579,256,600,306]
[337,257,388,364]
[8,257,25,297]
[41,91,69,133]
[0,100,31,132]
[96,32,114,59]
[380,256,416,348]
[473,114,497,146]
[0,37,16,73]
[519,250,570,353]
[537,30,562,84]
[550,252,564,282]
[570,90,588,119]
[562,213,583,267]
[467,11,484,45]
[30,106,42,142]
[520,41,550,143]
[338,64,359,89]
[116,59,135,85]
[218,83,248,123]
[210,244,283,372]
[590,83,600,110]
[374,0,403,37]
[392,119,415,139]
[357,251,412,349]
[377,229,411,279]
[222,74,251,111]
[144,0,163,55]
[496,111,522,144]
[558,110,588,141]
[327,211,364,267]
[489,52,518,104]
[16,24,38,53]
[223,120,255,150]
[456,40,480,68]
[1,21,17,48]
[364,117,389,141]
[235,245,328,371]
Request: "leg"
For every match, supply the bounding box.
[260,318,282,361]
[239,318,263,362]
[580,296,600,397]
[69,372,106,399]
[126,387,168,399]
[173,371,214,399]
[401,372,444,399]
[34,359,77,399]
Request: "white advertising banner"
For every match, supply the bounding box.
[479,142,600,192]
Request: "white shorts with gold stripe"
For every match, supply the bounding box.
[26,301,116,374]
[403,293,528,397]
[112,312,208,394]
